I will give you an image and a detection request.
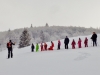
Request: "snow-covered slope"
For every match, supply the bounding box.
[0,34,100,75]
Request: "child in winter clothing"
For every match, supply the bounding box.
[57,40,61,50]
[78,38,82,48]
[31,43,35,52]
[36,43,39,52]
[84,37,88,47]
[41,43,44,51]
[71,39,76,49]
[44,43,47,50]
[48,41,54,50]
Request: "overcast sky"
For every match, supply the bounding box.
[0,0,100,31]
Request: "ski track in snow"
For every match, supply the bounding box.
[74,52,91,61]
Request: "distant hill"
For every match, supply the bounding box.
[0,26,100,49]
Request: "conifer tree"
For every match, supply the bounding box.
[19,29,31,48]
[40,30,45,43]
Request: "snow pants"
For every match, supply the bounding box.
[57,45,60,50]
[44,47,47,51]
[41,47,44,51]
[8,48,13,58]
[78,45,81,48]
[84,43,88,47]
[31,48,34,52]
[93,40,97,46]
[65,44,68,49]
[72,45,75,49]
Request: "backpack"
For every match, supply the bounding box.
[7,42,11,48]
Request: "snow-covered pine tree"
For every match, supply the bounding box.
[19,29,31,48]
[5,29,17,43]
[30,24,33,28]
[40,30,45,43]
[6,29,11,40]
[45,23,49,27]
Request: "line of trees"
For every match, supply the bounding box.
[0,25,100,49]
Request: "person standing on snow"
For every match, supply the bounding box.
[57,40,61,50]
[36,43,39,52]
[44,43,47,51]
[78,38,82,48]
[71,39,76,49]
[84,37,88,47]
[91,32,97,46]
[31,43,35,52]
[64,36,69,49]
[7,40,15,59]
[41,43,44,51]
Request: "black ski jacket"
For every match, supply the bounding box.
[91,34,97,41]
[31,45,35,49]
[64,37,69,44]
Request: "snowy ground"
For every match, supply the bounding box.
[0,34,100,75]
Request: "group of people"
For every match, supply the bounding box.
[70,37,88,49]
[64,32,97,49]
[64,36,88,49]
[31,41,55,52]
[6,32,97,59]
[31,32,97,52]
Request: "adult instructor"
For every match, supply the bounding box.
[7,40,15,59]
[64,36,69,49]
[91,32,97,46]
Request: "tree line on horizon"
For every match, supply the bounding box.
[0,24,100,50]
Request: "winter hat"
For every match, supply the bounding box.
[93,32,95,34]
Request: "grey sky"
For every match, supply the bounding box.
[0,0,100,31]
